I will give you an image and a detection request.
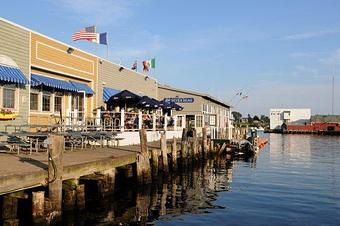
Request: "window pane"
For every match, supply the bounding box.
[30,93,39,110]
[3,88,15,108]
[42,94,51,111]
[54,96,62,112]
[196,115,203,127]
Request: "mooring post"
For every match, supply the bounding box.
[171,136,177,170]
[191,129,198,161]
[137,129,152,184]
[2,195,18,226]
[151,149,159,177]
[181,128,188,165]
[32,191,45,223]
[202,128,208,157]
[159,183,168,216]
[47,134,64,220]
[160,133,169,174]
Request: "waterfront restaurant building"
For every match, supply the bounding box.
[158,85,232,139]
[0,17,232,142]
[1,18,97,128]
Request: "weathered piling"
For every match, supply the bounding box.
[2,195,18,226]
[100,169,116,194]
[151,149,159,177]
[159,183,168,216]
[181,128,188,165]
[210,139,215,154]
[32,191,45,223]
[202,128,208,157]
[137,129,151,184]
[135,186,151,223]
[47,134,64,221]
[219,143,227,155]
[63,179,78,211]
[160,133,169,174]
[76,184,85,210]
[171,137,177,170]
[191,129,198,160]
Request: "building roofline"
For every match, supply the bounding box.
[0,17,158,84]
[159,84,231,108]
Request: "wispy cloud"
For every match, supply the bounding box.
[292,65,319,77]
[319,48,340,66]
[284,29,340,40]
[176,27,270,52]
[109,33,164,63]
[46,0,139,26]
[289,52,318,59]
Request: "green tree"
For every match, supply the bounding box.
[232,111,242,122]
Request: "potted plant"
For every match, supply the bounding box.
[0,108,18,120]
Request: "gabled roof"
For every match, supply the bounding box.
[159,84,231,108]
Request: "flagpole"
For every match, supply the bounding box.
[94,24,98,54]
[106,32,109,60]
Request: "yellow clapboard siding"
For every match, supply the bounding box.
[31,33,97,81]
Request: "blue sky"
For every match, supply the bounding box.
[1,0,340,116]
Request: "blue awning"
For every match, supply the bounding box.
[0,64,29,85]
[31,74,77,92]
[70,81,94,95]
[103,87,121,102]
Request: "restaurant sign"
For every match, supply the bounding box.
[164,97,194,103]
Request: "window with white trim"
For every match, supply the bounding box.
[42,93,51,112]
[196,115,203,128]
[30,93,39,111]
[54,95,62,113]
[3,86,16,109]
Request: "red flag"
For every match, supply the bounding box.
[143,60,150,73]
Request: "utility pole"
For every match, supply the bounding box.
[332,76,335,115]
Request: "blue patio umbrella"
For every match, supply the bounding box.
[138,96,162,109]
[160,101,183,111]
[106,90,141,109]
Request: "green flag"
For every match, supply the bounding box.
[150,58,155,69]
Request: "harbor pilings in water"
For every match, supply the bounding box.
[1,128,237,225]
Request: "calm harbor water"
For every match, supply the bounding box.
[17,133,340,225]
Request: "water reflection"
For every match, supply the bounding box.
[269,133,312,166]
[59,134,340,226]
[62,154,258,225]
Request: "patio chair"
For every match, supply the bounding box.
[7,136,32,155]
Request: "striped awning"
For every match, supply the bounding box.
[0,64,29,85]
[31,74,78,92]
[103,87,121,102]
[70,81,94,95]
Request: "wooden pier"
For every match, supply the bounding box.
[0,128,266,225]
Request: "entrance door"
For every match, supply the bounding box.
[71,92,85,121]
[186,115,195,129]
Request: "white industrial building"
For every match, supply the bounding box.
[270,108,311,130]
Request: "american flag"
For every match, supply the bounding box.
[72,26,98,42]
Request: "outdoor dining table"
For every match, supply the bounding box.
[5,124,61,133]
[10,132,49,154]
